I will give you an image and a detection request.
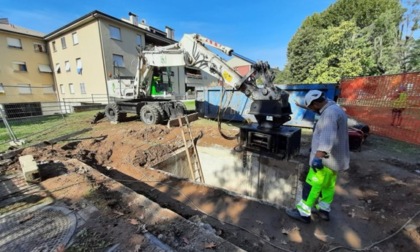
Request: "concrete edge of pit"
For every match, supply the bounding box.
[64,159,247,252]
[145,158,304,211]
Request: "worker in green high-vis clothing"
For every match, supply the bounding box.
[150,67,163,96]
[286,90,350,223]
[391,85,408,127]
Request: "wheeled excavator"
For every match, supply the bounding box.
[103,33,291,127]
[101,33,300,158]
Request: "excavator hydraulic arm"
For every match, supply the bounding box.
[137,33,292,129]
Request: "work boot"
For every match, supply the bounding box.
[286,208,311,223]
[312,208,330,221]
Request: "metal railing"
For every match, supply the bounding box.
[0,96,110,152]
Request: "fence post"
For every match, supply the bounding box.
[0,107,20,145]
[63,98,67,114]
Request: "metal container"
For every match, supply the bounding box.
[195,83,339,128]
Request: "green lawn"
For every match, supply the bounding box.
[0,110,101,153]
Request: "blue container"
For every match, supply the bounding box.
[195,83,339,128]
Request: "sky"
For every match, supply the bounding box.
[1,0,337,69]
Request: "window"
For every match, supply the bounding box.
[109,26,121,40]
[112,54,125,68]
[69,83,75,94]
[55,63,61,73]
[4,103,41,118]
[34,43,47,53]
[43,85,55,94]
[52,41,57,52]
[72,32,79,45]
[13,62,27,72]
[18,84,32,94]
[0,83,4,93]
[80,83,86,94]
[61,37,67,49]
[136,34,142,48]
[65,61,71,72]
[7,37,22,49]
[60,84,65,94]
[76,58,83,74]
[38,64,52,73]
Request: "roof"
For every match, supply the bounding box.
[0,23,45,38]
[44,10,176,44]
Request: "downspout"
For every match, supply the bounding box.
[47,42,63,113]
[95,14,110,103]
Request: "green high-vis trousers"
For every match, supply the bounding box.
[296,166,337,216]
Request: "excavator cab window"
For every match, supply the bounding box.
[151,67,172,95]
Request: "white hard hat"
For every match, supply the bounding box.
[304,90,324,107]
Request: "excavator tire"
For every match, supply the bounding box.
[140,104,162,125]
[174,101,187,116]
[151,104,167,121]
[104,102,126,122]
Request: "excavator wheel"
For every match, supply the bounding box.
[174,101,187,116]
[105,102,126,122]
[140,104,162,125]
[151,104,167,121]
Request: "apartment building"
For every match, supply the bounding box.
[44,10,176,104]
[0,18,56,117]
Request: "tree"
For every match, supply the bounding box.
[402,0,420,72]
[284,0,406,82]
[285,20,324,83]
[408,38,420,70]
[272,68,292,84]
[366,7,406,74]
[305,21,372,83]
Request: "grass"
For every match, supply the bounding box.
[182,99,196,111]
[0,110,101,153]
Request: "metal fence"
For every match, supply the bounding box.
[0,95,109,153]
[339,72,420,145]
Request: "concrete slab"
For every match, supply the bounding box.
[18,155,40,182]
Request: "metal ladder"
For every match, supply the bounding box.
[178,115,205,183]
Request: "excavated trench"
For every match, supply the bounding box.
[153,145,302,207]
[74,139,302,209]
[24,121,306,251]
[62,138,304,251]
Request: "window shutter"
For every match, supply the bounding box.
[7,38,22,48]
[39,65,52,73]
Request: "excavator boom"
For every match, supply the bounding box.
[137,33,292,128]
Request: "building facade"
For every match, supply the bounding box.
[1,10,220,117]
[44,11,176,106]
[0,18,56,117]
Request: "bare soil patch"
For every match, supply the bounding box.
[3,116,420,251]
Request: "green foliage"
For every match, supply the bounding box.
[306,21,371,83]
[408,39,420,71]
[285,26,324,83]
[320,0,401,29]
[271,68,292,84]
[284,0,419,83]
